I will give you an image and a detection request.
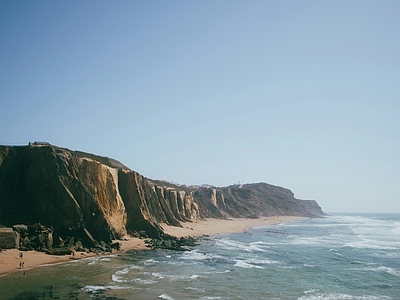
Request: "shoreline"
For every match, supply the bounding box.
[0,237,147,278]
[0,216,307,277]
[161,216,307,238]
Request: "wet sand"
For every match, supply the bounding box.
[0,216,306,277]
[0,237,147,277]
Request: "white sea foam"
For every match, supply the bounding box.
[158,294,175,300]
[190,274,202,279]
[115,267,130,275]
[168,274,187,281]
[83,285,109,292]
[181,249,210,260]
[111,267,133,283]
[391,222,400,235]
[251,240,270,245]
[290,236,328,246]
[250,240,274,247]
[345,238,399,250]
[216,238,267,252]
[111,273,127,283]
[287,215,400,251]
[111,263,142,277]
[97,255,116,262]
[279,266,297,269]
[82,285,132,292]
[342,216,400,248]
[303,288,319,295]
[87,259,98,265]
[152,272,165,279]
[151,272,186,281]
[134,278,157,284]
[234,259,264,269]
[180,249,225,263]
[144,258,159,265]
[368,266,400,277]
[130,264,143,270]
[212,269,231,274]
[245,257,278,265]
[186,286,206,293]
[297,293,392,300]
[112,265,158,284]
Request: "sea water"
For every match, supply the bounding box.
[1,213,400,300]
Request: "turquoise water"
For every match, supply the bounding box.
[1,214,400,299]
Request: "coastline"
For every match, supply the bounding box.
[0,216,306,277]
[0,237,147,277]
[161,216,307,238]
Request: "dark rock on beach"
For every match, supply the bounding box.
[145,235,198,251]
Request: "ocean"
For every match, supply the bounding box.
[1,214,400,300]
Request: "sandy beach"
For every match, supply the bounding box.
[0,237,147,277]
[0,216,305,277]
[162,216,307,237]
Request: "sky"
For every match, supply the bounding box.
[1,1,399,213]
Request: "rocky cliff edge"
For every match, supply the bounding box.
[0,143,325,251]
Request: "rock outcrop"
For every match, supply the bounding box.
[0,143,325,251]
[0,227,16,249]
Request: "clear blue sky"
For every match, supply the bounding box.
[1,1,399,213]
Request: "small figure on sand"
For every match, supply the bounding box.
[19,252,23,258]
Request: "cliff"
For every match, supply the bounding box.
[0,143,325,250]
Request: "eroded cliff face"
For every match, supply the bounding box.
[0,144,325,249]
[0,145,129,246]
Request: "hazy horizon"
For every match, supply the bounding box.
[1,1,399,213]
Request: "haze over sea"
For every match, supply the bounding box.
[1,213,399,300]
